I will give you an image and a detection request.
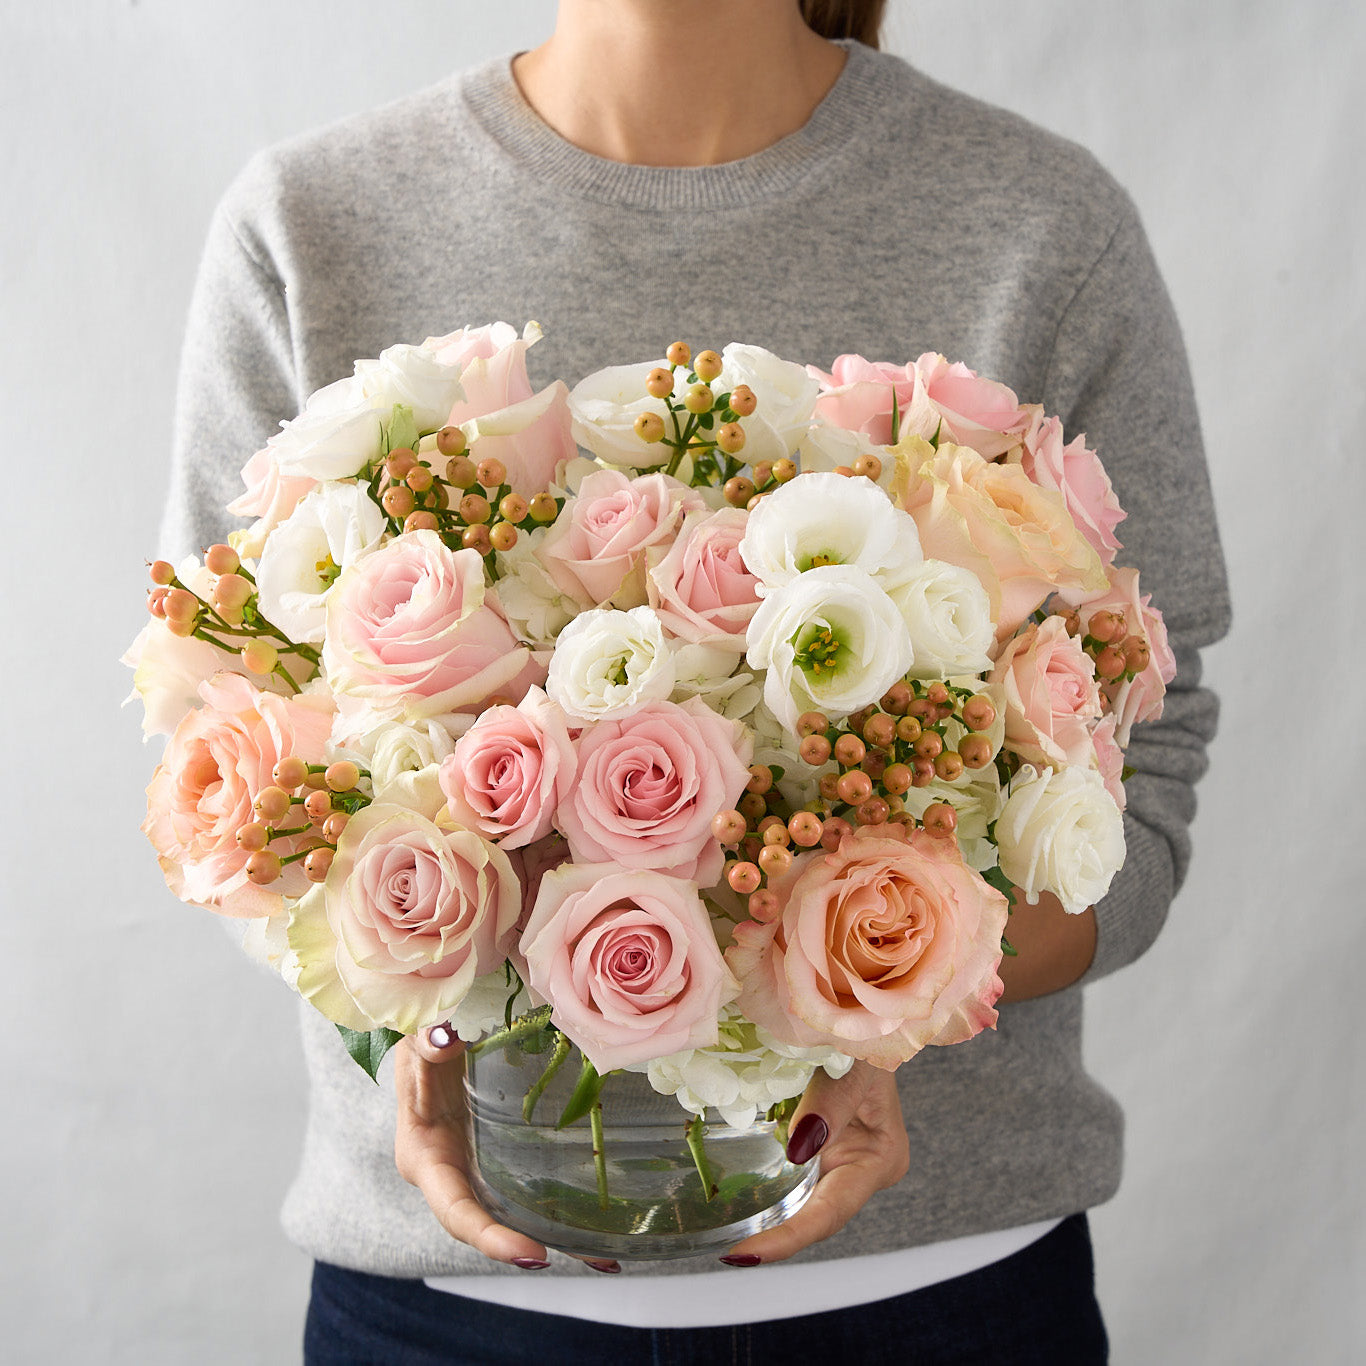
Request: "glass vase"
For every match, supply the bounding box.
[463,1022,818,1260]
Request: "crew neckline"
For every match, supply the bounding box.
[458,39,893,211]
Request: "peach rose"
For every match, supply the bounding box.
[728,827,1009,1070]
[437,687,576,849]
[540,468,705,609]
[1013,410,1125,567]
[323,530,543,728]
[288,769,521,1034]
[142,674,334,918]
[557,696,753,885]
[646,507,761,650]
[521,863,731,1073]
[892,437,1107,639]
[989,616,1102,770]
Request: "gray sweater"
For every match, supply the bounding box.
[163,41,1231,1277]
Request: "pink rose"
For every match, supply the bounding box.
[1013,410,1125,567]
[557,697,753,885]
[289,776,521,1034]
[808,355,935,446]
[988,616,1102,770]
[646,507,761,650]
[227,446,318,557]
[1061,566,1176,745]
[728,827,1009,1070]
[142,674,334,918]
[430,322,574,496]
[323,530,543,726]
[540,468,705,609]
[504,831,572,983]
[893,439,1107,639]
[1091,714,1127,812]
[438,687,577,849]
[521,863,730,1073]
[913,353,1029,459]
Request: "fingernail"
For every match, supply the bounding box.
[719,1254,762,1267]
[511,1258,550,1270]
[585,1259,621,1274]
[786,1113,828,1165]
[427,1023,455,1049]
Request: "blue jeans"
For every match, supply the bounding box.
[304,1213,1108,1364]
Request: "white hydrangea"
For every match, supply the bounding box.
[491,525,581,650]
[631,1006,853,1130]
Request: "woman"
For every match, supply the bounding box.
[163,1,1230,1359]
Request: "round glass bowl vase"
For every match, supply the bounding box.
[463,1026,817,1261]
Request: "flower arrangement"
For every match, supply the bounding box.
[126,325,1170,1244]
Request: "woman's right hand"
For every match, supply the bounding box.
[393,1026,558,1270]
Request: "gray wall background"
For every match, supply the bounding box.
[3,2,1361,1361]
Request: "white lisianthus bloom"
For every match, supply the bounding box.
[631,1006,853,1130]
[255,483,387,644]
[745,565,914,730]
[669,642,763,723]
[739,471,921,589]
[546,606,676,721]
[995,764,1125,915]
[354,340,466,433]
[568,363,681,469]
[716,343,820,466]
[268,375,386,481]
[491,526,580,650]
[881,558,995,678]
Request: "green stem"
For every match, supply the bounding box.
[522,1031,572,1123]
[685,1113,717,1202]
[590,1098,610,1211]
[467,1006,554,1057]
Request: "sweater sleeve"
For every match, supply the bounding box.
[1041,203,1232,983]
[159,193,298,560]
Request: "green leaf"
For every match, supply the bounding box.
[385,403,420,456]
[556,1055,605,1129]
[697,412,715,431]
[983,865,1015,902]
[1000,935,1018,957]
[889,384,902,445]
[768,765,786,783]
[1121,764,1136,782]
[336,1024,404,1083]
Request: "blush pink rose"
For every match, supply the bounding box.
[807,355,936,446]
[646,507,761,650]
[227,446,319,557]
[988,616,1103,770]
[557,697,753,885]
[142,674,334,918]
[430,322,574,495]
[1091,714,1127,811]
[913,353,1029,459]
[1061,566,1176,745]
[1014,410,1125,567]
[438,687,577,849]
[893,439,1108,639]
[521,863,730,1073]
[727,827,1009,1070]
[323,530,544,726]
[540,469,705,609]
[288,781,521,1034]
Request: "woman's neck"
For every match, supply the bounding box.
[512,1,847,167]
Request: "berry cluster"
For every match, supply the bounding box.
[1060,605,1151,683]
[234,755,372,887]
[145,545,320,691]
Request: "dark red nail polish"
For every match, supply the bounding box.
[719,1254,762,1267]
[586,1259,621,1274]
[786,1113,828,1165]
[511,1258,550,1270]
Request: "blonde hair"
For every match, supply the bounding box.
[800,0,887,49]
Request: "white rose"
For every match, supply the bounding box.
[546,606,676,721]
[745,564,914,731]
[716,343,820,466]
[490,525,580,650]
[739,471,921,589]
[255,483,387,644]
[881,558,995,678]
[340,717,467,800]
[268,375,386,481]
[353,340,466,433]
[995,764,1125,915]
[568,362,680,469]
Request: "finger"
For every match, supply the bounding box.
[721,1158,885,1265]
[785,1061,877,1165]
[411,1153,551,1267]
[409,1020,466,1064]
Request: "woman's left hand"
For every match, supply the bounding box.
[719,1061,910,1265]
